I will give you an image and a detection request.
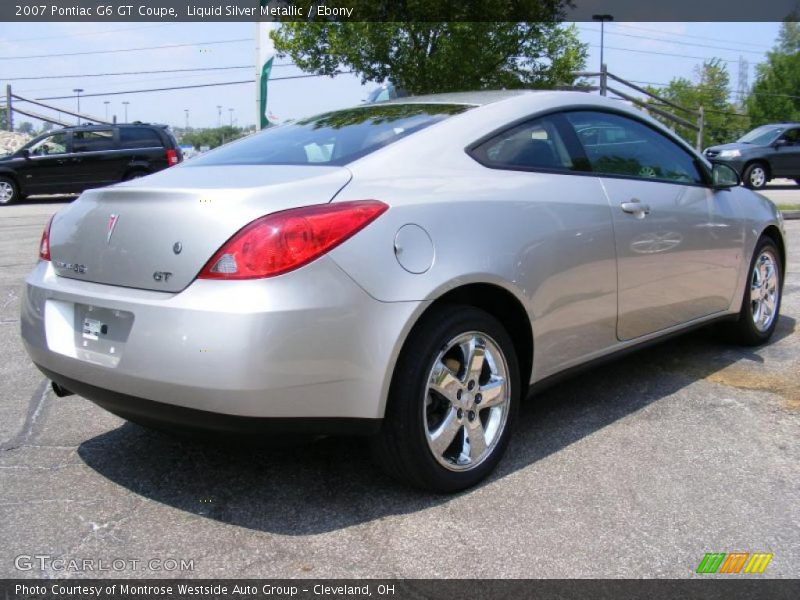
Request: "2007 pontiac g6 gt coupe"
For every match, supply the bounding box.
[21,91,785,491]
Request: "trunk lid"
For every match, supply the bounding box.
[49,165,352,292]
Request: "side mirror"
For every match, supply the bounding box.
[774,138,788,148]
[16,148,30,159]
[712,163,740,189]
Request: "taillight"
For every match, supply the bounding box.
[166,148,179,166]
[198,200,388,280]
[39,215,54,261]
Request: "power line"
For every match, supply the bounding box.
[612,23,772,50]
[3,64,296,81]
[2,23,172,43]
[0,38,251,60]
[31,72,354,101]
[579,26,766,56]
[592,44,740,64]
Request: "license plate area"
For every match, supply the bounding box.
[44,300,134,367]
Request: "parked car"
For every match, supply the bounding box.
[0,122,182,205]
[704,123,800,189]
[21,92,785,492]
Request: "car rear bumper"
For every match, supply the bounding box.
[21,258,422,426]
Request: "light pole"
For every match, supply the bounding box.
[592,14,613,72]
[217,105,222,127]
[185,109,190,131]
[122,101,129,122]
[103,101,110,120]
[72,88,84,124]
[228,108,234,128]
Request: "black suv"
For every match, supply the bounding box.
[0,123,183,205]
[704,123,800,189]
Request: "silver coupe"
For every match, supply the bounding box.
[21,91,786,491]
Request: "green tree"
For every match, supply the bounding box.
[746,20,800,126]
[272,22,586,95]
[646,59,747,148]
[16,121,34,135]
[182,126,246,150]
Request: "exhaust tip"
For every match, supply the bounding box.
[51,381,74,398]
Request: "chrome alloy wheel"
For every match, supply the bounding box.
[0,181,14,204]
[423,331,510,471]
[751,250,780,332]
[748,166,766,188]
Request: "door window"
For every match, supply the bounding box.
[566,111,704,185]
[28,132,68,156]
[470,115,583,172]
[779,129,800,144]
[72,130,116,153]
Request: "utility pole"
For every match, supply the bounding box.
[73,88,84,124]
[217,105,222,127]
[122,101,129,122]
[185,109,190,131]
[5,84,12,132]
[592,14,613,74]
[229,108,234,127]
[104,101,110,120]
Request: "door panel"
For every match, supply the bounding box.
[70,129,122,188]
[770,129,800,177]
[13,131,77,194]
[601,178,741,340]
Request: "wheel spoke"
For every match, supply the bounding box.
[478,375,506,409]
[460,336,486,384]
[429,360,460,402]
[466,421,487,463]
[428,407,461,457]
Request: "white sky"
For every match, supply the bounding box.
[0,21,784,129]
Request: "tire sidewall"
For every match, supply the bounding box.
[739,238,783,342]
[744,163,768,189]
[0,176,18,205]
[388,306,520,492]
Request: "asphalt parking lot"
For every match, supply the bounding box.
[1,195,798,579]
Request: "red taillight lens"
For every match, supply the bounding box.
[166,148,179,166]
[39,215,54,261]
[198,200,388,280]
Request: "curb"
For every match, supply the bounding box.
[782,210,800,220]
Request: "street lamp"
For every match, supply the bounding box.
[592,14,613,72]
[122,101,129,122]
[103,101,110,120]
[185,109,190,131]
[217,105,222,127]
[72,88,84,124]
[228,108,234,128]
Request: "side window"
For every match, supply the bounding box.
[471,115,581,172]
[566,111,704,185]
[29,132,68,156]
[120,127,163,148]
[780,129,800,144]
[72,129,116,153]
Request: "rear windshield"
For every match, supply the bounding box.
[186,104,471,167]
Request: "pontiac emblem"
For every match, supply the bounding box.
[107,214,119,244]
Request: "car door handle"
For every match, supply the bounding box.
[620,200,650,216]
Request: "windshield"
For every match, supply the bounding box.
[738,126,784,145]
[187,104,471,167]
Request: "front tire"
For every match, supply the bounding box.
[743,163,768,189]
[0,176,19,205]
[373,305,520,492]
[721,237,782,346]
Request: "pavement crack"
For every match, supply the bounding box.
[0,379,50,452]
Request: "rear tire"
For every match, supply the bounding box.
[372,305,520,492]
[720,236,782,346]
[0,176,19,205]
[743,163,768,189]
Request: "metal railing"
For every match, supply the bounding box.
[564,65,705,150]
[6,85,112,131]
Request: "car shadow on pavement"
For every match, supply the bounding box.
[77,316,796,535]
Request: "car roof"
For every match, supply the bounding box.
[55,122,167,132]
[383,89,538,106]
